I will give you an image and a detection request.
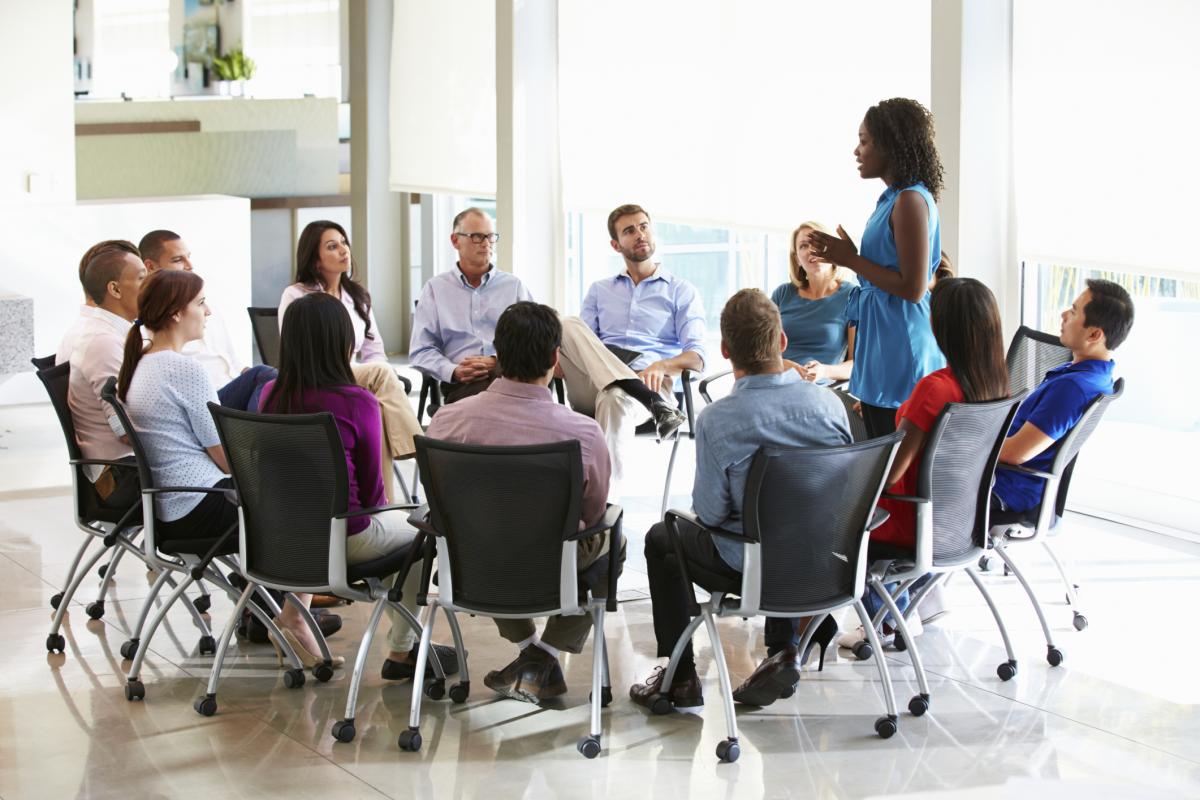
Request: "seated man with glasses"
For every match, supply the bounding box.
[410,208,533,404]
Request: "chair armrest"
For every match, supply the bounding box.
[663,508,734,616]
[68,458,138,469]
[569,504,624,541]
[392,369,413,395]
[405,503,441,537]
[334,502,419,520]
[386,531,426,603]
[880,492,931,505]
[415,532,437,606]
[665,508,752,544]
[996,462,1055,480]
[698,369,733,404]
[868,507,891,530]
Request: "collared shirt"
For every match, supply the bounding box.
[65,306,133,480]
[181,302,243,387]
[279,282,387,364]
[425,378,611,528]
[580,267,707,370]
[692,370,853,570]
[993,358,1116,513]
[56,304,92,366]
[409,266,534,384]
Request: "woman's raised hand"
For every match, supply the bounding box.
[808,226,858,268]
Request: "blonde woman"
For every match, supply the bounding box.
[770,221,857,384]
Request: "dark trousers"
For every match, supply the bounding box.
[440,376,495,405]
[218,365,278,412]
[155,477,239,551]
[860,402,899,438]
[645,520,800,674]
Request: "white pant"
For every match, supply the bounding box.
[557,316,673,482]
[345,509,421,652]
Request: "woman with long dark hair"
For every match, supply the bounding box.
[808,98,947,436]
[279,220,421,500]
[838,276,1009,649]
[260,293,459,680]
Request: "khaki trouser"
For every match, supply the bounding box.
[352,362,423,502]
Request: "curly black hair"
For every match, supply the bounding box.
[864,98,944,201]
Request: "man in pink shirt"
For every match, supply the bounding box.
[426,301,618,705]
[63,246,146,508]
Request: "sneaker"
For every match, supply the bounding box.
[629,665,704,710]
[483,645,566,704]
[837,624,894,651]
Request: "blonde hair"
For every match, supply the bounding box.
[788,220,850,290]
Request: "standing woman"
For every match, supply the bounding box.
[280,220,422,500]
[809,98,946,436]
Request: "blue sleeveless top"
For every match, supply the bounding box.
[848,183,946,408]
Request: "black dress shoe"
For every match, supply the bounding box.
[239,610,341,643]
[381,643,462,680]
[483,645,566,704]
[651,401,686,442]
[630,665,704,710]
[732,646,802,706]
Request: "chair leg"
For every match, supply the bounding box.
[992,543,1063,667]
[337,597,389,735]
[46,541,112,653]
[795,612,829,660]
[91,540,131,611]
[871,577,930,716]
[660,614,706,690]
[125,572,196,698]
[392,461,413,504]
[441,606,469,685]
[53,535,94,610]
[392,602,445,680]
[963,567,1021,680]
[588,607,606,740]
[286,593,333,663]
[201,565,302,670]
[700,607,741,762]
[659,434,682,519]
[195,582,257,716]
[1041,540,1086,630]
[853,600,899,738]
[902,572,948,623]
[401,601,439,752]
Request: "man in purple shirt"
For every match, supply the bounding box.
[426,301,618,704]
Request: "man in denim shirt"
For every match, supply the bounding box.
[630,289,852,711]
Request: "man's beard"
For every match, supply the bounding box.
[621,242,656,263]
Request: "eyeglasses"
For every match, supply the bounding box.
[455,232,500,244]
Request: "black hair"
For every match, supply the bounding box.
[1083,279,1135,350]
[864,98,945,200]
[294,220,375,342]
[494,301,562,382]
[83,248,139,305]
[138,229,181,264]
[261,293,359,414]
[929,277,1009,403]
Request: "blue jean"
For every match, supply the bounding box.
[217,365,277,412]
[863,573,933,629]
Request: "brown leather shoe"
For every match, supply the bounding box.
[483,646,567,704]
[731,646,802,706]
[629,666,704,712]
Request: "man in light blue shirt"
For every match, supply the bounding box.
[410,208,534,403]
[630,289,852,712]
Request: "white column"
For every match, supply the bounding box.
[495,0,566,308]
[931,0,1020,336]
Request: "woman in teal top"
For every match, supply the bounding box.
[770,220,856,384]
[809,98,947,436]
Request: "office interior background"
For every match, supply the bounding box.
[0,1,1196,798]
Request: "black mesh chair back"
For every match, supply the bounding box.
[247,307,281,368]
[831,387,869,442]
[1006,326,1071,395]
[1046,377,1125,520]
[917,395,1023,565]
[209,405,349,588]
[414,435,583,616]
[742,433,902,613]
[31,354,56,371]
[99,377,156,495]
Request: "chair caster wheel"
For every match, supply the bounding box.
[874,715,898,739]
[448,682,470,704]
[779,685,796,699]
[332,720,356,743]
[577,735,602,759]
[424,680,445,700]
[1073,613,1088,631]
[120,639,139,660]
[197,635,216,656]
[50,592,63,610]
[716,738,740,763]
[125,680,145,701]
[893,631,907,652]
[908,694,929,717]
[313,663,334,683]
[977,555,992,572]
[85,601,105,620]
[193,695,217,717]
[589,687,612,707]
[397,727,422,752]
[1046,646,1064,667]
[283,668,306,689]
[648,693,673,715]
[852,641,874,661]
[98,563,108,579]
[997,660,1017,681]
[193,595,212,614]
[46,633,66,653]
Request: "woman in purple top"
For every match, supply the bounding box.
[260,293,459,680]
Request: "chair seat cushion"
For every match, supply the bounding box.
[346,542,418,583]
[159,535,238,558]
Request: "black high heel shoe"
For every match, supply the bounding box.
[801,615,839,672]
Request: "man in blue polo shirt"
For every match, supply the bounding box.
[992,278,1134,512]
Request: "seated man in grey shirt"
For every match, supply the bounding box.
[630,289,852,711]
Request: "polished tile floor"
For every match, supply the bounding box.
[1,399,1198,799]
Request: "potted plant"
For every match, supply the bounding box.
[212,46,256,97]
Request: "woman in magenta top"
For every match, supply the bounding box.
[260,292,458,680]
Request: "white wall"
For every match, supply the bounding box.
[0,0,75,204]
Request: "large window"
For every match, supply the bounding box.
[90,0,171,99]
[1021,263,1200,537]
